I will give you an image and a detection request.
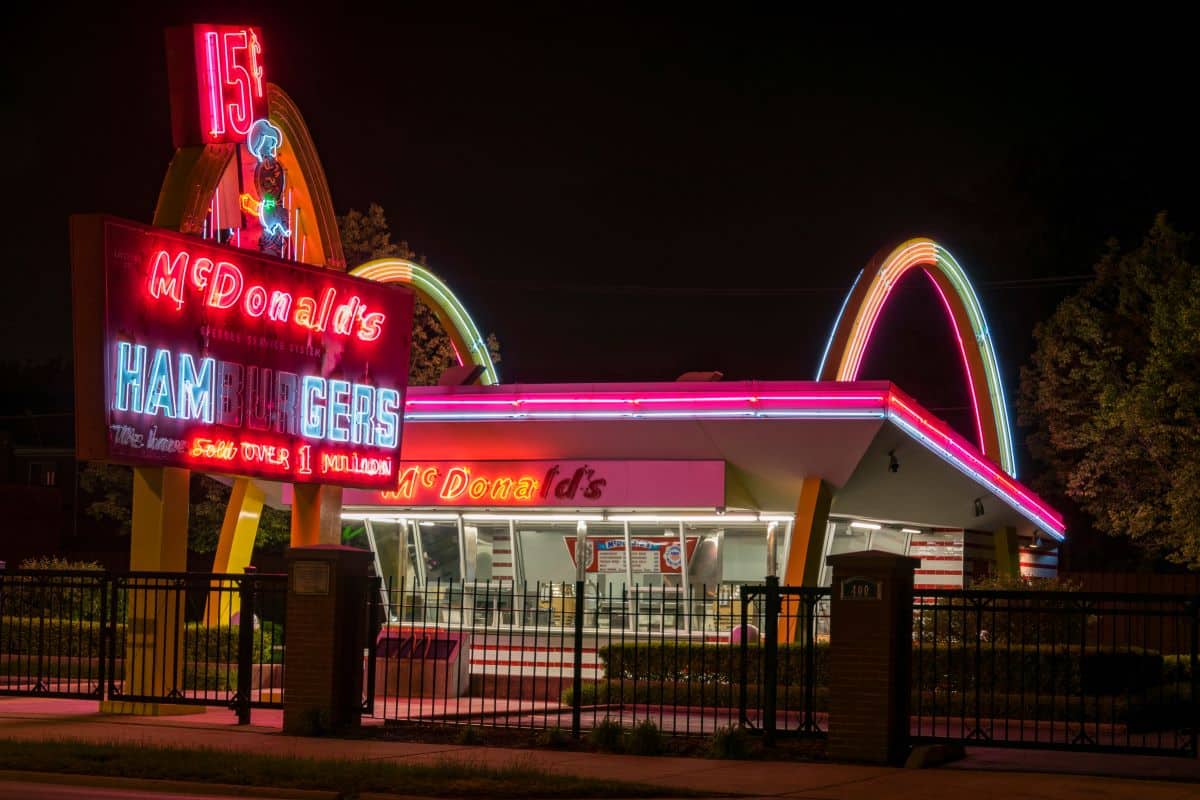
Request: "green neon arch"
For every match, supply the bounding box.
[351,258,500,385]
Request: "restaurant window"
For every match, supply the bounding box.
[417,520,462,583]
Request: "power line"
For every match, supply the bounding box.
[476,274,1092,297]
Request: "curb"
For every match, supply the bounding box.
[0,769,343,798]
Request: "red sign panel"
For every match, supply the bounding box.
[565,536,700,574]
[335,460,727,508]
[70,215,414,488]
[166,24,266,148]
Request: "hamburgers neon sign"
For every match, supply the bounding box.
[71,216,414,488]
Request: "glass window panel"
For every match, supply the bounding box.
[417,521,462,582]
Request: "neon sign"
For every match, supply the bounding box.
[166,25,265,147]
[335,460,727,509]
[146,247,387,341]
[70,216,414,489]
[239,118,291,257]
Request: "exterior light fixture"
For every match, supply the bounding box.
[849,521,882,530]
[900,528,920,535]
[974,497,985,517]
[888,449,899,473]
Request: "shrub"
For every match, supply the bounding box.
[912,644,1164,695]
[454,726,484,745]
[707,725,749,759]
[598,641,829,689]
[3,564,113,622]
[534,727,571,748]
[1162,655,1193,683]
[596,640,1167,698]
[587,717,624,752]
[625,719,664,756]
[0,618,276,666]
[566,679,828,713]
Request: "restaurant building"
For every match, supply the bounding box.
[73,24,1064,652]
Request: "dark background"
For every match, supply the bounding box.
[3,4,1197,486]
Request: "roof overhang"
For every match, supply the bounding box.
[376,380,1063,539]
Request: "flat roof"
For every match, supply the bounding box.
[383,380,1063,539]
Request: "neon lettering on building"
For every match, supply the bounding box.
[340,460,726,509]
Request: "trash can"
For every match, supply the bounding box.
[374,628,471,698]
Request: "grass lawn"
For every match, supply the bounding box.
[0,738,700,798]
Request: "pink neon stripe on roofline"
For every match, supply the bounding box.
[405,393,888,406]
[887,392,1063,531]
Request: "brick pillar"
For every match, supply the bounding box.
[825,550,919,764]
[284,545,372,734]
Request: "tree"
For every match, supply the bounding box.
[338,203,500,386]
[78,462,292,553]
[1019,215,1200,568]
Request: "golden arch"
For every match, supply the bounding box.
[816,238,1017,477]
[150,84,497,612]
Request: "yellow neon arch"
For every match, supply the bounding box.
[151,81,499,600]
[351,259,500,385]
[816,238,1017,477]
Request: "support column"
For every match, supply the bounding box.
[204,478,265,626]
[783,477,832,587]
[781,477,832,642]
[283,545,373,734]
[993,526,1019,579]
[291,484,344,546]
[102,466,201,716]
[825,550,919,764]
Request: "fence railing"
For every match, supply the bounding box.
[0,568,286,723]
[740,580,829,743]
[365,577,829,740]
[912,589,1200,756]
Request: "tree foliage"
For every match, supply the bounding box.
[1019,215,1200,567]
[78,463,291,553]
[338,203,500,386]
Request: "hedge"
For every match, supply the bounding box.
[565,678,827,713]
[0,617,278,663]
[912,644,1165,695]
[599,642,828,688]
[566,680,1195,730]
[599,642,1179,696]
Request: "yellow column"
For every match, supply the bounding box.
[101,466,202,715]
[993,526,1019,578]
[781,477,833,642]
[784,477,833,587]
[291,484,344,546]
[203,478,265,626]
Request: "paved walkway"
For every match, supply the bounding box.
[0,698,1196,798]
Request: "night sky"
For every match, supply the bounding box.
[4,6,1198,476]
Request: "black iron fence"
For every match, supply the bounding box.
[364,577,829,740]
[912,589,1200,757]
[0,568,286,723]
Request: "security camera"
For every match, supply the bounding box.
[888,450,899,473]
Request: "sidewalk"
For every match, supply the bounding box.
[0,698,1196,799]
